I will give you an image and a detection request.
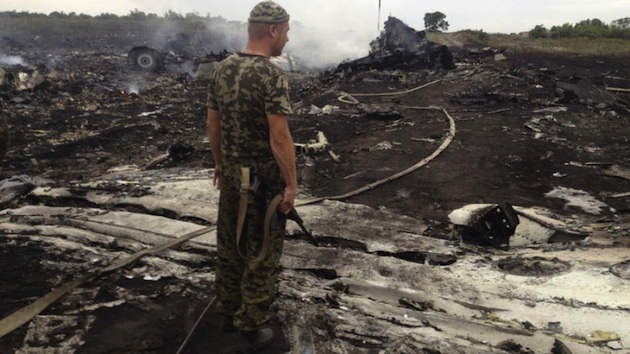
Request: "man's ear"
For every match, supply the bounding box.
[268,24,278,38]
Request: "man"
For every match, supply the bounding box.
[206,1,296,352]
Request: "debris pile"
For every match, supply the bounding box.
[336,16,454,73]
[1,14,630,354]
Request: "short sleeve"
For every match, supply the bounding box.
[207,74,219,111]
[265,72,293,116]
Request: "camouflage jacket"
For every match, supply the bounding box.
[207,53,292,161]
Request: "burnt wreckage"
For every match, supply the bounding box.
[337,16,455,73]
[127,32,230,72]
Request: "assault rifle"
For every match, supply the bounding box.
[250,170,316,245]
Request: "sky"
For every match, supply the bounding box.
[1,0,627,34]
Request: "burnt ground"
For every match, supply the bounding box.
[1,18,630,354]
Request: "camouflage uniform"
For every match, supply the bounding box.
[207,52,293,331]
[0,105,8,167]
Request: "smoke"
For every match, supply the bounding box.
[126,82,140,94]
[0,55,27,66]
[197,19,248,53]
[193,18,378,71]
[287,22,377,70]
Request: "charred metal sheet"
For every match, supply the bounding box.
[556,77,619,105]
[336,16,454,73]
[456,202,519,249]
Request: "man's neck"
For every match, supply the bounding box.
[242,42,271,58]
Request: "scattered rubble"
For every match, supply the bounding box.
[336,16,454,74]
[0,14,629,354]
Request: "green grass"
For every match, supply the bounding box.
[428,30,630,58]
[489,35,630,58]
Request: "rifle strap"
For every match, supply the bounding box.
[236,167,282,263]
[252,193,282,264]
[236,167,250,259]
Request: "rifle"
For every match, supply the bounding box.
[250,170,316,245]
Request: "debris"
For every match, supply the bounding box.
[194,61,218,80]
[320,105,336,115]
[327,149,341,163]
[552,339,573,354]
[369,141,393,151]
[13,70,45,91]
[0,175,55,205]
[607,341,623,350]
[127,46,165,72]
[336,16,454,74]
[409,137,436,143]
[296,131,329,155]
[532,106,568,114]
[360,104,403,120]
[603,164,630,181]
[605,86,630,93]
[556,77,618,105]
[449,202,519,249]
[448,204,588,246]
[494,53,508,61]
[343,171,365,180]
[586,330,621,343]
[497,257,570,277]
[308,105,322,115]
[144,141,194,170]
[610,260,630,280]
[544,186,609,215]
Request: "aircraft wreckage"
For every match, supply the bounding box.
[1,14,629,354]
[0,168,629,353]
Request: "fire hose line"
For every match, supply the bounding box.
[338,79,441,104]
[177,101,458,352]
[0,81,456,349]
[298,84,456,207]
[0,225,215,339]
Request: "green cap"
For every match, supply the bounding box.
[248,1,290,24]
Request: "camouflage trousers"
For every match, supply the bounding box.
[215,158,285,331]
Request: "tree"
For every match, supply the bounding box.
[164,10,182,20]
[127,9,147,20]
[611,17,630,29]
[424,12,449,31]
[529,25,549,39]
[549,23,574,38]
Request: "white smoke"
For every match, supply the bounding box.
[0,55,27,66]
[194,18,378,71]
[287,22,377,70]
[126,82,140,94]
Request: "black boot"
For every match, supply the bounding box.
[240,327,274,353]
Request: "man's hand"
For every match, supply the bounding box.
[213,165,222,189]
[278,186,296,215]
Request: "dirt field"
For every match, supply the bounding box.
[1,17,629,354]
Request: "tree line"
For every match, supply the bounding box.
[529,18,630,40]
[0,9,213,20]
[2,9,629,41]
